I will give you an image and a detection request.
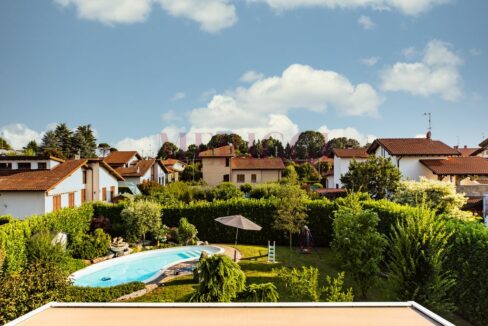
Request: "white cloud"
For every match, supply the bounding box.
[360,56,380,66]
[380,40,463,101]
[116,125,186,155]
[54,0,153,24]
[54,0,237,32]
[249,0,450,16]
[0,124,42,149]
[158,0,237,33]
[318,125,376,145]
[358,15,375,30]
[161,110,181,122]
[402,46,417,59]
[171,92,186,101]
[240,70,265,83]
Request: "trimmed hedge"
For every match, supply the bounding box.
[445,220,488,326]
[0,205,93,273]
[161,198,336,247]
[65,282,145,302]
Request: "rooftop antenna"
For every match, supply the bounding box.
[424,112,432,133]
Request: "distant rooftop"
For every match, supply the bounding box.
[198,145,235,158]
[0,155,64,162]
[231,157,285,170]
[7,302,454,326]
[333,148,369,159]
[368,138,460,156]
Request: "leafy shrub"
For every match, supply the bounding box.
[70,228,111,260]
[91,215,111,233]
[121,200,162,243]
[191,254,246,302]
[65,282,145,302]
[26,231,67,265]
[393,178,469,217]
[0,263,70,324]
[275,266,320,302]
[332,195,387,299]
[212,182,244,201]
[388,205,456,314]
[295,162,320,182]
[176,218,198,245]
[239,283,279,302]
[322,272,354,302]
[239,183,253,193]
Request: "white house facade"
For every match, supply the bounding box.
[332,148,369,188]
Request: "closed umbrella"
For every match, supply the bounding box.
[215,215,262,261]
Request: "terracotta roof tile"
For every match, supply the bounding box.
[231,157,285,170]
[199,145,236,158]
[115,159,155,177]
[0,160,87,191]
[312,156,334,165]
[368,138,459,156]
[0,155,64,162]
[104,151,141,165]
[455,147,480,157]
[333,148,369,159]
[420,157,488,175]
[471,145,488,157]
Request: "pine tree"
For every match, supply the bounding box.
[54,123,74,158]
[73,125,97,158]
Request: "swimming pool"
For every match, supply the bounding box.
[71,245,224,287]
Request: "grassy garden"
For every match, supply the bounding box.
[0,177,487,325]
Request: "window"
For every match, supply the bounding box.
[37,162,47,170]
[81,189,86,204]
[251,174,257,183]
[110,186,115,201]
[82,171,87,184]
[53,195,61,212]
[18,163,31,170]
[102,188,107,201]
[68,192,75,208]
[225,158,230,167]
[0,163,12,170]
[237,174,245,183]
[223,174,230,182]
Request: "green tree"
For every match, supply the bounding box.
[341,156,401,199]
[0,137,12,150]
[121,200,162,243]
[98,143,111,157]
[388,205,456,314]
[273,186,308,252]
[294,131,326,159]
[191,254,246,302]
[73,125,97,158]
[276,266,320,301]
[323,272,354,302]
[157,141,178,159]
[176,217,198,245]
[240,283,279,302]
[180,163,203,182]
[295,162,321,181]
[332,196,387,299]
[281,164,299,185]
[262,136,284,157]
[54,123,75,158]
[23,140,38,155]
[212,182,244,200]
[324,137,361,156]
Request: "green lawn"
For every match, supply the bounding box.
[131,244,471,325]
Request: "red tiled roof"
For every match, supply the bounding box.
[104,151,141,165]
[162,158,183,166]
[231,157,285,170]
[480,138,488,148]
[471,146,487,157]
[454,146,480,157]
[115,159,155,177]
[420,157,488,175]
[0,155,64,163]
[368,138,460,156]
[86,158,125,181]
[333,148,369,159]
[0,160,87,191]
[199,145,236,158]
[312,156,334,165]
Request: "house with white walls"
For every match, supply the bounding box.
[332,148,369,188]
[0,156,124,219]
[366,136,461,181]
[104,151,168,186]
[161,158,186,183]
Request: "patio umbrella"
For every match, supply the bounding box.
[215,215,262,261]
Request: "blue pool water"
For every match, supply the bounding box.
[71,245,223,287]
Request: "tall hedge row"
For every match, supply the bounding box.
[0,205,93,273]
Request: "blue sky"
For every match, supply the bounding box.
[0,0,487,154]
